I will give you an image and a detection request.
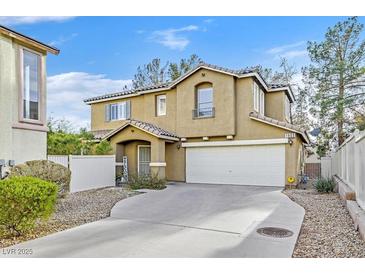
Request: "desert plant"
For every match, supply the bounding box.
[128,173,166,190]
[9,160,71,197]
[0,176,58,236]
[314,178,336,193]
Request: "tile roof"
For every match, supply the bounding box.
[268,83,289,89]
[83,62,274,104]
[249,111,310,143]
[103,119,179,140]
[91,129,113,139]
[128,119,179,139]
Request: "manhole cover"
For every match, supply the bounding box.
[256,227,293,238]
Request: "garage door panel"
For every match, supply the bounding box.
[186,145,285,186]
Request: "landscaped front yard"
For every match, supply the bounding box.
[0,187,136,248]
[285,188,365,258]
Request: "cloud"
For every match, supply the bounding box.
[49,33,78,46]
[280,50,307,59]
[266,41,308,60]
[266,41,306,55]
[0,16,75,26]
[203,19,215,24]
[150,25,199,50]
[47,72,132,129]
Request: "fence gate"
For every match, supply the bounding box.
[304,163,321,179]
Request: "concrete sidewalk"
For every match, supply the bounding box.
[1,183,304,257]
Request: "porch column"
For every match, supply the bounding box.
[150,139,166,179]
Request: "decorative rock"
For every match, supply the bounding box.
[284,188,365,258]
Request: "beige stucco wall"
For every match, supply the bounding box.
[90,67,304,184]
[12,128,47,164]
[0,33,47,165]
[91,89,177,133]
[175,69,235,137]
[266,91,285,121]
[0,34,15,161]
[165,143,185,182]
[285,136,304,185]
[109,125,167,178]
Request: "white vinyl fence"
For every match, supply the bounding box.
[320,156,332,179]
[48,155,116,193]
[48,155,69,168]
[330,130,365,210]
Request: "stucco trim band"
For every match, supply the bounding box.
[12,123,48,132]
[181,138,289,148]
[149,162,167,167]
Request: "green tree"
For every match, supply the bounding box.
[132,55,201,88]
[256,58,311,130]
[47,118,111,155]
[93,140,113,155]
[168,54,202,80]
[132,58,169,89]
[306,17,365,148]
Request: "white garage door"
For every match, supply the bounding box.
[186,144,285,186]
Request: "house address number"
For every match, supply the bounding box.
[285,133,296,139]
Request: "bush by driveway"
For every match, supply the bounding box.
[0,187,136,248]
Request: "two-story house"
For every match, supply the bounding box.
[0,25,59,170]
[84,63,310,187]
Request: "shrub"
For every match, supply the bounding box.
[9,160,71,197]
[128,174,166,190]
[92,140,113,155]
[314,178,336,193]
[0,176,58,236]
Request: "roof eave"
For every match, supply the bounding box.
[0,25,60,55]
[102,122,179,142]
[268,87,295,103]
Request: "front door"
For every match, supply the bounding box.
[138,145,151,175]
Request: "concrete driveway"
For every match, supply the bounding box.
[3,183,304,258]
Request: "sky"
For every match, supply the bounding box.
[1,16,364,129]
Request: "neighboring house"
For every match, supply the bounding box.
[0,25,59,169]
[85,63,310,187]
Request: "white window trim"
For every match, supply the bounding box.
[197,87,214,117]
[259,89,265,115]
[156,94,166,116]
[19,47,44,125]
[108,101,129,121]
[253,82,259,112]
[285,97,291,121]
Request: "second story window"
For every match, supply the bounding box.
[105,101,130,121]
[253,82,259,112]
[253,82,265,115]
[156,94,166,116]
[196,87,214,118]
[259,89,265,115]
[285,97,291,121]
[22,49,41,121]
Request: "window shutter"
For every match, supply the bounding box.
[126,100,131,119]
[105,104,111,122]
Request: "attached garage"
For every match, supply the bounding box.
[184,140,287,187]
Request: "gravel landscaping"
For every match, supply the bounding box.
[284,188,365,258]
[0,187,136,248]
